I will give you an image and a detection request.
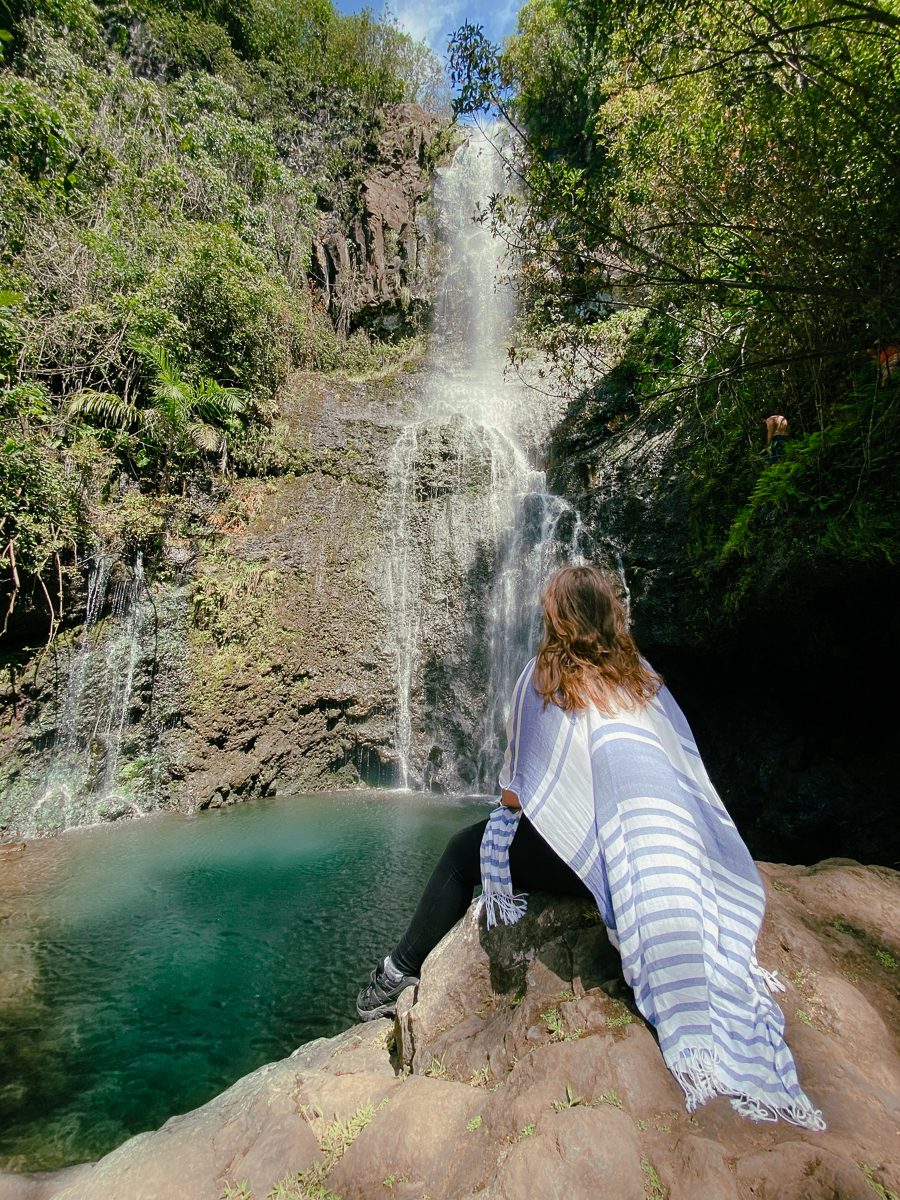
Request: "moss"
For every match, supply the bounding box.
[860,1164,900,1200]
[186,544,307,723]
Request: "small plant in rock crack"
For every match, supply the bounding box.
[606,1002,634,1028]
[221,1184,252,1200]
[551,1084,584,1111]
[641,1157,666,1200]
[266,1169,341,1200]
[382,1174,412,1190]
[859,1163,900,1200]
[541,1006,583,1042]
[425,1054,449,1079]
[319,1101,378,1161]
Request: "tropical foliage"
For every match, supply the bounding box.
[0,0,445,641]
[450,1,900,615]
[68,344,246,482]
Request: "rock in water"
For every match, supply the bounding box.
[0,859,897,1200]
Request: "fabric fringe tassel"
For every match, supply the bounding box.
[750,948,786,993]
[472,889,528,930]
[671,1046,826,1131]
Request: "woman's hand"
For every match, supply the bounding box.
[500,788,521,810]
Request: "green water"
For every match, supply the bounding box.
[0,790,490,1172]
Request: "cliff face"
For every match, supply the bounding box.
[3,858,897,1200]
[0,368,416,830]
[311,103,449,336]
[168,373,405,810]
[0,106,451,835]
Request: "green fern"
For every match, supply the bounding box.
[67,342,246,477]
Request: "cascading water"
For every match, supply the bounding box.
[29,553,155,835]
[383,128,587,792]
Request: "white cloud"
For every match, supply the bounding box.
[389,0,466,52]
[385,0,519,55]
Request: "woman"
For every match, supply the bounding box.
[357,564,824,1129]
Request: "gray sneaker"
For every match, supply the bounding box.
[356,958,419,1021]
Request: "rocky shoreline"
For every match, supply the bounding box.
[2,858,897,1200]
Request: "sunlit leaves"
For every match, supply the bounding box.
[448,22,507,117]
[450,0,900,585]
[68,343,246,474]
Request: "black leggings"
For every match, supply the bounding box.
[392,814,592,976]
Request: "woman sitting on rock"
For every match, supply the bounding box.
[356,564,824,1129]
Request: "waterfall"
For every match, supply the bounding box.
[383,128,587,792]
[30,553,153,835]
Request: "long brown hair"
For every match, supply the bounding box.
[534,564,661,714]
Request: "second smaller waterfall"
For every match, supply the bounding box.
[28,553,157,835]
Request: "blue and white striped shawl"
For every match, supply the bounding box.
[478,658,824,1130]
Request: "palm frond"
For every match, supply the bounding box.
[193,378,248,421]
[139,343,190,422]
[187,421,222,453]
[67,389,145,430]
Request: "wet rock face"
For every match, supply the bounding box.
[167,374,408,809]
[5,859,897,1200]
[0,568,190,838]
[0,371,415,828]
[311,103,450,336]
[380,414,526,794]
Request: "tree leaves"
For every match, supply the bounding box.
[449,0,900,597]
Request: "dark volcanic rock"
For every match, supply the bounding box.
[167,373,411,809]
[548,409,900,868]
[311,103,451,336]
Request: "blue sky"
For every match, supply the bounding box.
[334,0,520,60]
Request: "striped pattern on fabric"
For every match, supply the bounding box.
[481,657,824,1130]
[476,804,527,929]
